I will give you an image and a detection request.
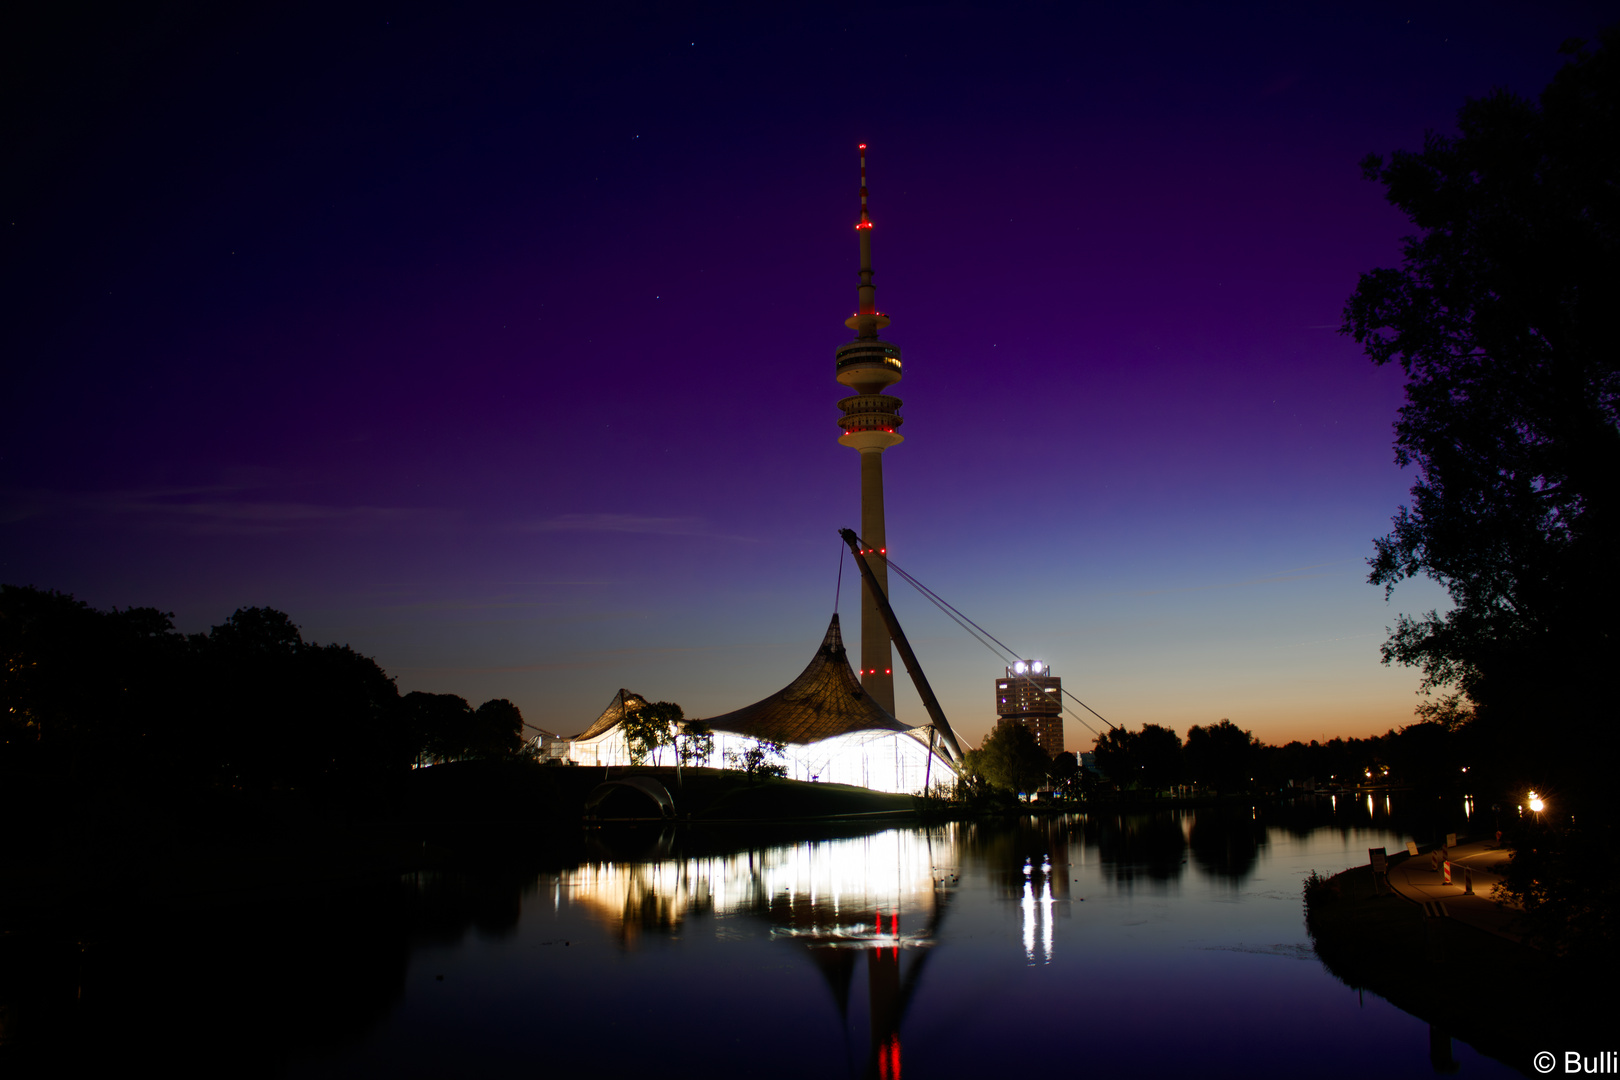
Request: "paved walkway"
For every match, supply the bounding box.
[1382,839,1525,942]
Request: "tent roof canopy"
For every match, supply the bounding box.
[571,688,651,742]
[700,614,912,745]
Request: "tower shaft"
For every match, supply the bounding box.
[835,144,903,716]
[859,449,894,713]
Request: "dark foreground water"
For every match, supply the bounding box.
[4,797,1517,1078]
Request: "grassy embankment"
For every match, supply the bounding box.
[1306,857,1603,1071]
[404,760,917,821]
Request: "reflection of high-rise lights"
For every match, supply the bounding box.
[1022,880,1035,961]
[1019,858,1056,965]
[1041,879,1053,962]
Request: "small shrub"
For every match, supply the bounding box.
[1303,869,1340,908]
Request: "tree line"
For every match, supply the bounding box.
[0,585,530,799]
[953,711,1469,802]
[1089,713,1470,797]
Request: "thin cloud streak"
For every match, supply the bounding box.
[520,513,755,541]
[397,638,805,676]
[1,486,431,534]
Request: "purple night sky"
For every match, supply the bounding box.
[5,2,1611,749]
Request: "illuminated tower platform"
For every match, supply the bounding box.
[995,661,1064,757]
[837,144,903,716]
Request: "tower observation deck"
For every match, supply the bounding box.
[837,144,903,715]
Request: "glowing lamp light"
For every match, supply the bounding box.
[1013,661,1027,674]
[1031,661,1045,674]
[1529,791,1545,813]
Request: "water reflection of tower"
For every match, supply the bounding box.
[836,144,904,716]
[868,922,903,1080]
[564,830,946,1078]
[766,857,939,1080]
[996,660,1064,756]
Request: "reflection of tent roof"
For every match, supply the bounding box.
[572,689,651,741]
[702,615,911,745]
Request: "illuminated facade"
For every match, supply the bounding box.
[564,616,955,793]
[836,144,903,716]
[995,660,1064,757]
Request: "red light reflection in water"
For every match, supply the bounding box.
[878,1033,903,1079]
[869,909,904,1078]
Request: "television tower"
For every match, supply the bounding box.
[836,144,904,715]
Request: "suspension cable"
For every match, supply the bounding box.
[834,539,845,615]
[850,531,1120,737]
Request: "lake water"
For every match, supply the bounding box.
[255,797,1512,1078]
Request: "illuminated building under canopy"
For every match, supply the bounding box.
[562,615,955,793]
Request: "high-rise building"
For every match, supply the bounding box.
[995,661,1064,757]
[836,144,903,716]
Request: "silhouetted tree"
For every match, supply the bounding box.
[1091,724,1181,793]
[1137,724,1183,791]
[620,700,684,766]
[726,738,786,779]
[198,609,405,788]
[675,720,714,767]
[1184,719,1258,795]
[1,585,189,778]
[1342,30,1620,812]
[2,591,408,798]
[1265,741,1315,789]
[1090,726,1136,787]
[1049,751,1081,798]
[197,607,307,787]
[404,691,476,766]
[297,642,407,778]
[973,721,1050,795]
[470,698,525,759]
